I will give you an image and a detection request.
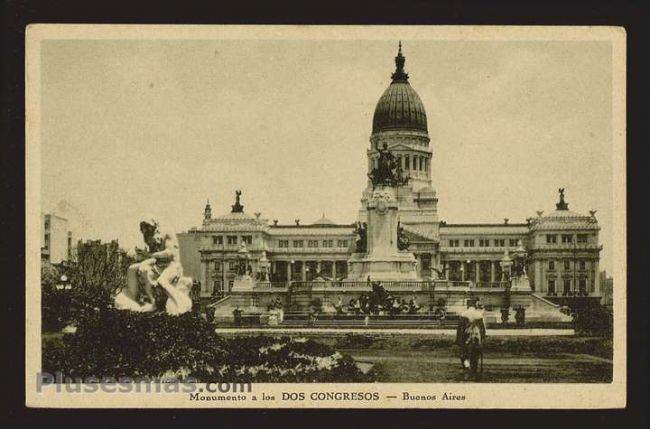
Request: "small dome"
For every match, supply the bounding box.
[530,189,599,230]
[215,211,255,222]
[311,214,336,226]
[372,43,428,134]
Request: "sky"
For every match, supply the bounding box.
[39,38,614,272]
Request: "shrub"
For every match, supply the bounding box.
[42,309,373,382]
[573,304,613,337]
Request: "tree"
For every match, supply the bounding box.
[68,240,133,322]
[41,260,64,331]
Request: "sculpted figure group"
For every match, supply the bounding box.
[114,218,193,316]
[368,143,409,189]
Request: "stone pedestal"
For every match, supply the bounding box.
[231,275,254,291]
[347,186,418,281]
[511,276,532,292]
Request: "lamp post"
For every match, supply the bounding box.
[55,274,72,324]
[500,249,513,321]
[289,260,294,285]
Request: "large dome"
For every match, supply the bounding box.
[372,44,428,134]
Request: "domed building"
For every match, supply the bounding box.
[527,189,602,298]
[178,44,604,318]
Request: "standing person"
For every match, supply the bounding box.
[233,306,243,326]
[456,300,487,375]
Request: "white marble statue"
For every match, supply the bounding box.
[113,218,192,315]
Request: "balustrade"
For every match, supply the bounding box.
[251,279,474,291]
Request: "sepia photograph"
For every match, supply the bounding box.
[25,25,626,408]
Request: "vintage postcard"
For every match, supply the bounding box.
[25,25,626,408]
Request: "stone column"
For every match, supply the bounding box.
[460,262,465,281]
[286,262,291,283]
[593,259,600,294]
[222,261,227,292]
[475,261,480,284]
[490,261,495,283]
[200,260,208,295]
[332,261,337,280]
[317,260,322,273]
[535,260,542,293]
[301,262,307,281]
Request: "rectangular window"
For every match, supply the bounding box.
[337,240,348,247]
[548,260,555,270]
[577,234,588,243]
[509,239,518,247]
[449,239,460,248]
[561,234,573,243]
[421,254,431,271]
[242,236,252,245]
[494,239,505,247]
[419,157,424,171]
[464,239,475,247]
[412,156,417,170]
[564,260,571,270]
[212,236,223,245]
[227,236,237,245]
[579,278,587,291]
[547,279,556,294]
[214,261,222,271]
[579,260,586,270]
[546,234,557,244]
[563,279,571,293]
[404,155,410,170]
[308,240,319,248]
[278,240,289,248]
[292,240,304,248]
[228,261,238,271]
[322,240,333,248]
[479,239,489,247]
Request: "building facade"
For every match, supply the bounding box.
[41,213,76,264]
[177,45,603,303]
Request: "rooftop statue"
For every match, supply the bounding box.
[368,143,409,189]
[231,190,244,213]
[114,218,193,315]
[556,187,569,210]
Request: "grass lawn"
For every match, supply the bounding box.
[344,348,612,383]
[217,331,613,383]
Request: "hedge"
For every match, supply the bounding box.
[42,309,373,382]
